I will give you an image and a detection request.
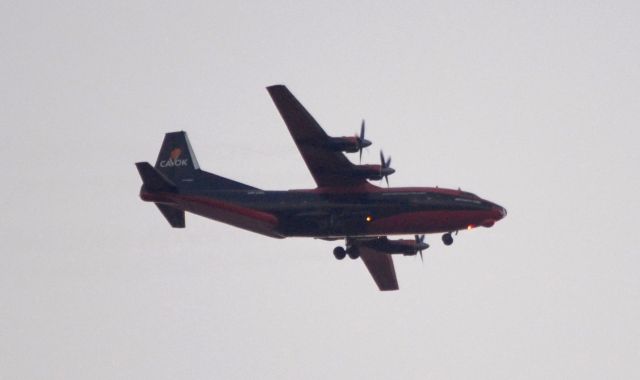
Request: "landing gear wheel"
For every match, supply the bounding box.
[442,233,454,246]
[333,246,346,260]
[347,246,360,259]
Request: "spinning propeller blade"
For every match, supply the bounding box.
[358,120,366,163]
[415,234,428,262]
[380,150,393,187]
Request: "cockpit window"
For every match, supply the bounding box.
[460,191,479,199]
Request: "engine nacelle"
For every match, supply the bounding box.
[327,136,371,153]
[351,164,395,181]
[361,236,428,255]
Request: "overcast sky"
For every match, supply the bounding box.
[2,1,639,379]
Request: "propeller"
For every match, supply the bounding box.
[356,120,371,163]
[414,234,428,262]
[379,150,393,187]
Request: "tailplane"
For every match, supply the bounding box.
[135,162,184,228]
[135,162,176,192]
[155,204,185,228]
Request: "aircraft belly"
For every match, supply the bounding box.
[276,208,375,238]
[279,208,495,238]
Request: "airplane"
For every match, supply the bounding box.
[135,85,507,291]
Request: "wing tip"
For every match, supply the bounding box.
[266,84,286,91]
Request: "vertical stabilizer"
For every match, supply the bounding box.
[154,131,200,181]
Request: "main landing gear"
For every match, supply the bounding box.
[333,246,359,260]
[333,246,346,260]
[442,232,454,246]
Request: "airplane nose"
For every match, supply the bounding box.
[487,201,507,221]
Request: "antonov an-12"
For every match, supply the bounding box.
[136,85,507,290]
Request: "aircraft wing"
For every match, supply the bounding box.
[359,245,399,291]
[267,85,366,187]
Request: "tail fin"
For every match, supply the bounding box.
[154,131,199,181]
[154,131,258,190]
[136,131,260,229]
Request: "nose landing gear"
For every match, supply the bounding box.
[333,246,346,260]
[442,232,454,246]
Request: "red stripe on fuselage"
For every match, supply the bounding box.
[177,195,279,226]
[366,209,500,235]
[140,191,282,238]
[140,191,277,225]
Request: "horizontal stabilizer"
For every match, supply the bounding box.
[155,203,185,228]
[135,162,177,192]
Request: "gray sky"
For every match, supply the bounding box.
[2,1,639,379]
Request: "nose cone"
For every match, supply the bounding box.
[362,139,372,148]
[493,204,507,220]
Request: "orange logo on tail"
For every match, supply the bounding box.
[159,147,188,168]
[170,148,182,160]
